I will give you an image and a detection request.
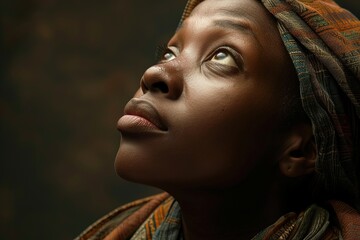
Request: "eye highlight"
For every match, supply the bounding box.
[163,51,176,61]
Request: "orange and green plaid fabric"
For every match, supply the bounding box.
[260,0,360,210]
[130,196,179,240]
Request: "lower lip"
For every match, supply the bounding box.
[117,115,163,134]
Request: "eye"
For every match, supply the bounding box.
[155,44,176,62]
[210,49,238,67]
[163,51,176,61]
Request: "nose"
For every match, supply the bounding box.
[140,62,183,100]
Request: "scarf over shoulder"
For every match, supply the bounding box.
[75,193,360,239]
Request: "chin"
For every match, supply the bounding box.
[114,147,137,181]
[114,146,157,186]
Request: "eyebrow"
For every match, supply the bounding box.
[213,18,260,45]
[213,19,252,34]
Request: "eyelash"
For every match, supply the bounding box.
[210,47,241,63]
[154,44,242,71]
[155,43,170,62]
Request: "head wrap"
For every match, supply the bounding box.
[180,0,360,209]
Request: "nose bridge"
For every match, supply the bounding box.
[141,59,184,100]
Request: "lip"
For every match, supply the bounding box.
[117,98,167,133]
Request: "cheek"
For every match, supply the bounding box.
[170,93,280,186]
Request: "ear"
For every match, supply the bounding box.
[279,123,316,177]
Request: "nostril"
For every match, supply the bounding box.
[152,82,169,93]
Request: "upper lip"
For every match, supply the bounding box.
[123,98,168,131]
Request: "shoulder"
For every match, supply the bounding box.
[75,192,172,240]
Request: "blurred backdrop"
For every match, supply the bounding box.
[1,0,359,239]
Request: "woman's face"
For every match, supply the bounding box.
[115,0,297,190]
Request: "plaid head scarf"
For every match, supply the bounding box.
[180,0,360,209]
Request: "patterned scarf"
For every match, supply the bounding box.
[75,193,360,239]
[127,196,360,239]
[180,0,360,210]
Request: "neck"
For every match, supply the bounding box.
[171,182,282,240]
[161,164,313,240]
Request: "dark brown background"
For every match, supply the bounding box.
[1,1,359,239]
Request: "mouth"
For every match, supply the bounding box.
[117,98,168,133]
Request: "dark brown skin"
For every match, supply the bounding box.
[115,0,317,239]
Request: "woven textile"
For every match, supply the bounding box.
[260,0,360,210]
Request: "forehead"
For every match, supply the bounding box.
[188,0,275,26]
[181,0,281,46]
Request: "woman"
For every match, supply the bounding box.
[76,0,360,239]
